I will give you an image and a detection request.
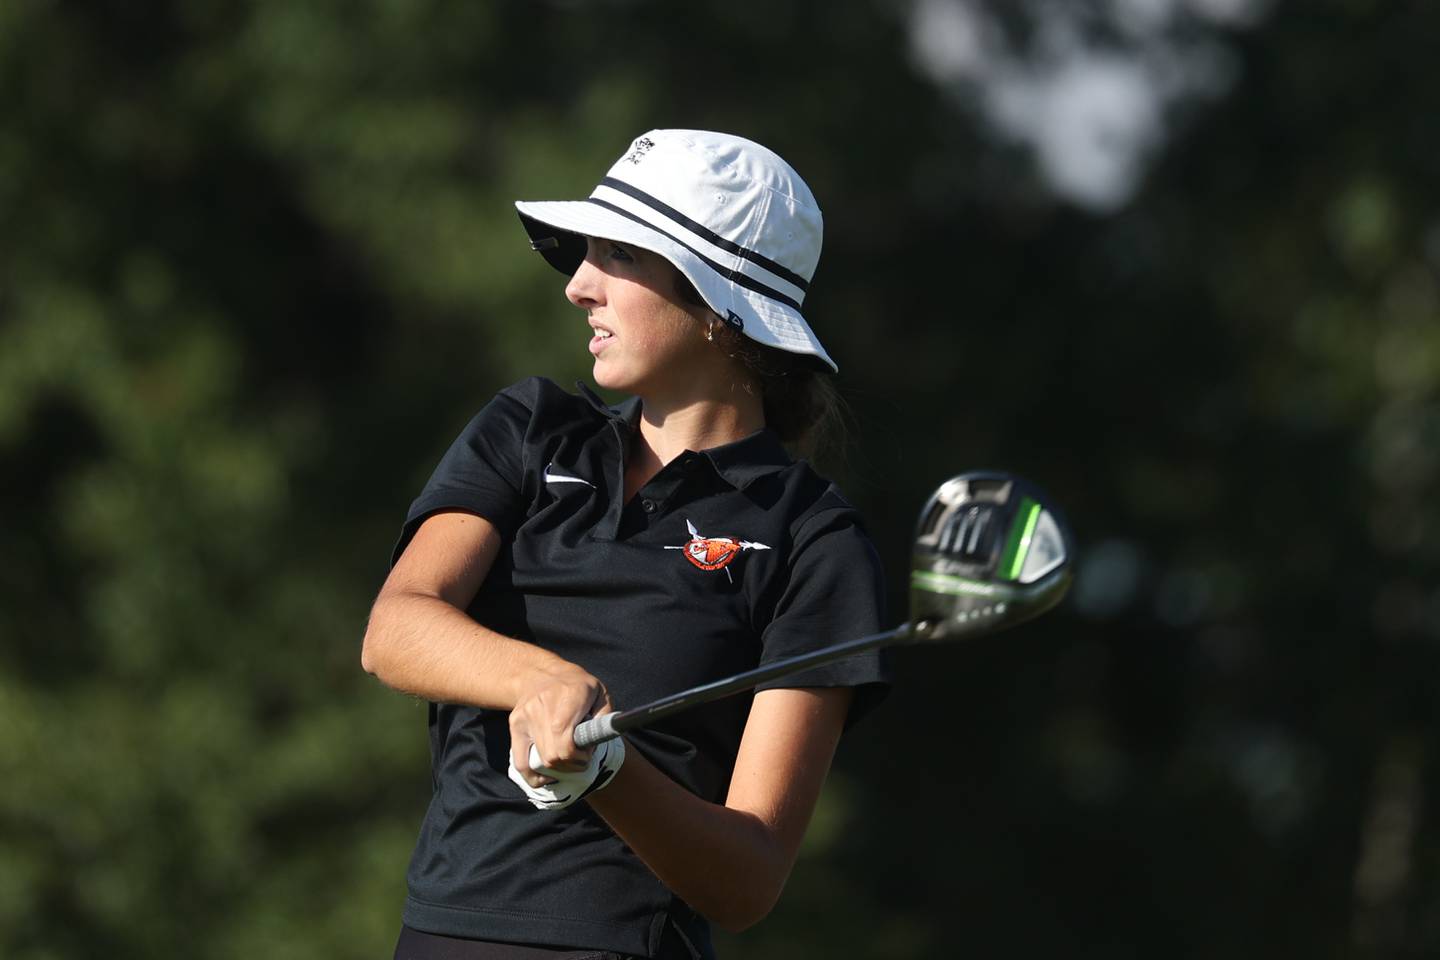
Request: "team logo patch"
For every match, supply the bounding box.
[665,519,770,581]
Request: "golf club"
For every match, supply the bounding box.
[572,470,1074,748]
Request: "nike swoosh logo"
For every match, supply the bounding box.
[544,462,595,488]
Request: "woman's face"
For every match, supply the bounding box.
[565,236,720,398]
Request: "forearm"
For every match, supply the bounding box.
[361,590,564,708]
[585,748,789,932]
[585,688,852,930]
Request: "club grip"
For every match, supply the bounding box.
[573,712,619,749]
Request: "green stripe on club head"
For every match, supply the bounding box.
[910,570,1019,599]
[998,497,1041,581]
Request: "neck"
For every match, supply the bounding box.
[623,387,765,500]
[641,393,764,458]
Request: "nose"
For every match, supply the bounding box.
[565,253,603,309]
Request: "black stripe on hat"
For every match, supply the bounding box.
[595,177,810,293]
[585,197,804,311]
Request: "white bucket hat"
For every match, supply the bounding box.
[515,129,836,373]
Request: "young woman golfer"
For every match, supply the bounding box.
[362,129,889,960]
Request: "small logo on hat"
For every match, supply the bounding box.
[624,137,656,164]
[724,310,745,331]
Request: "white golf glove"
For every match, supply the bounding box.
[507,737,626,811]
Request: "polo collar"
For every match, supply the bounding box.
[576,381,641,427]
[575,380,793,490]
[700,427,792,490]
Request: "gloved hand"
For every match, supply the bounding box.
[507,737,626,811]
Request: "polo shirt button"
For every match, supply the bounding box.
[641,498,657,513]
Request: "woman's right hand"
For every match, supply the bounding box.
[508,661,612,788]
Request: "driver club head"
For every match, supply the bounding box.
[908,471,1074,642]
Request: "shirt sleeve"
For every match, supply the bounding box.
[755,505,892,727]
[390,386,532,566]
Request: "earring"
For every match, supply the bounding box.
[705,322,716,343]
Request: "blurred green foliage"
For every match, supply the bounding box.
[2,0,1438,957]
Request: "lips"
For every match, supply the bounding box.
[588,321,614,356]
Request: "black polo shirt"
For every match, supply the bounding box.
[391,377,889,959]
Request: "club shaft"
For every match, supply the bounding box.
[573,622,914,748]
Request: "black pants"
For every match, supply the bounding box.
[393,925,700,960]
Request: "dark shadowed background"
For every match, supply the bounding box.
[3,0,1438,956]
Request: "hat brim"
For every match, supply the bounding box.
[515,199,837,373]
